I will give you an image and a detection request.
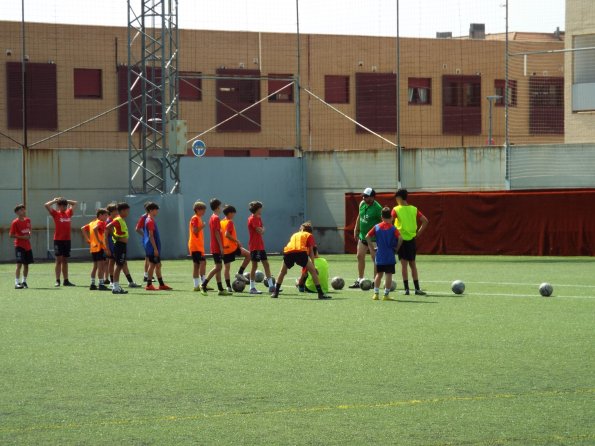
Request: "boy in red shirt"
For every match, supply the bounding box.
[220,205,251,293]
[9,204,33,289]
[44,196,77,287]
[135,202,150,283]
[201,198,231,296]
[247,201,274,294]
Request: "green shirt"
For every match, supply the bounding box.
[358,200,382,240]
[305,257,329,293]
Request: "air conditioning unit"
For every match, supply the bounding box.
[436,32,452,39]
[469,23,485,40]
[167,119,188,156]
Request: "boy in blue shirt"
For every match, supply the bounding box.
[143,202,172,291]
[366,207,403,301]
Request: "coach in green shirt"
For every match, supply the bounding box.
[350,187,382,289]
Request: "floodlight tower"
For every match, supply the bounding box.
[127,0,180,194]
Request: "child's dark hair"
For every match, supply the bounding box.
[14,204,26,213]
[117,202,130,212]
[249,201,263,214]
[210,198,221,211]
[381,206,392,219]
[96,208,108,217]
[106,203,118,213]
[56,197,68,206]
[223,205,236,216]
[146,202,159,212]
[143,201,151,211]
[301,221,313,233]
[395,188,408,200]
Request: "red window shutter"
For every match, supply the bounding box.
[179,72,202,101]
[325,75,349,104]
[442,75,481,135]
[529,77,564,134]
[6,62,57,130]
[215,68,261,132]
[268,74,293,102]
[355,72,397,133]
[74,68,102,98]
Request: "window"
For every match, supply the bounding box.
[572,35,595,111]
[74,68,102,99]
[6,62,57,130]
[355,72,397,133]
[216,68,261,132]
[268,74,293,102]
[179,72,202,101]
[408,78,431,105]
[494,79,517,107]
[442,75,481,135]
[325,75,349,103]
[529,77,564,135]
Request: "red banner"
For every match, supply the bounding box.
[344,190,595,256]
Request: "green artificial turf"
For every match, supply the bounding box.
[0,255,594,445]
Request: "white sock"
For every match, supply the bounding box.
[250,280,256,289]
[374,287,379,293]
[15,278,19,286]
[201,275,206,282]
[23,276,27,282]
[193,278,200,287]
[384,288,390,295]
[358,277,365,282]
[91,277,96,285]
[114,281,120,290]
[144,272,148,279]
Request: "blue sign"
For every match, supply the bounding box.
[192,140,207,157]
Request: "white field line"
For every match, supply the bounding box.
[423,280,595,289]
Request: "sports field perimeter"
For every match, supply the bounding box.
[1,255,593,445]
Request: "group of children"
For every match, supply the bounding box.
[9,188,426,301]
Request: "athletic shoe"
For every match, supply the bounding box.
[54,281,60,287]
[15,284,23,289]
[372,293,379,300]
[268,286,276,293]
[104,279,110,285]
[21,282,28,289]
[63,280,75,287]
[159,284,172,291]
[235,273,249,283]
[348,280,361,289]
[414,289,427,296]
[318,294,332,300]
[112,288,128,295]
[404,289,410,295]
[143,276,148,282]
[193,286,202,292]
[89,284,98,290]
[128,282,141,288]
[97,284,109,291]
[383,295,396,301]
[296,284,305,292]
[249,288,262,295]
[205,286,214,291]
[218,289,232,296]
[145,284,157,291]
[270,293,279,298]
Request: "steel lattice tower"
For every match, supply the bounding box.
[127,0,180,194]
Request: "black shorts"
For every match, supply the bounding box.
[212,253,223,264]
[106,243,114,258]
[376,263,396,274]
[113,242,127,266]
[191,251,205,263]
[250,250,268,262]
[92,251,106,262]
[15,247,34,265]
[398,238,417,261]
[223,247,242,264]
[54,240,71,257]
[147,254,161,264]
[283,251,309,269]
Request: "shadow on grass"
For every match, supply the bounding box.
[395,299,438,304]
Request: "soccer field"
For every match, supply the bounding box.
[1,255,594,445]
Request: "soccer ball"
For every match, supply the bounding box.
[359,279,373,291]
[451,280,465,295]
[331,276,345,290]
[232,279,246,293]
[539,282,553,297]
[243,271,251,281]
[389,281,397,292]
[255,270,265,282]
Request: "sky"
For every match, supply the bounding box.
[2,0,565,38]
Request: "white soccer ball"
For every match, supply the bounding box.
[359,279,373,291]
[331,276,345,290]
[451,280,465,295]
[539,282,553,297]
[254,270,265,282]
[389,281,397,292]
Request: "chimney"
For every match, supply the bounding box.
[436,32,452,39]
[469,23,485,39]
